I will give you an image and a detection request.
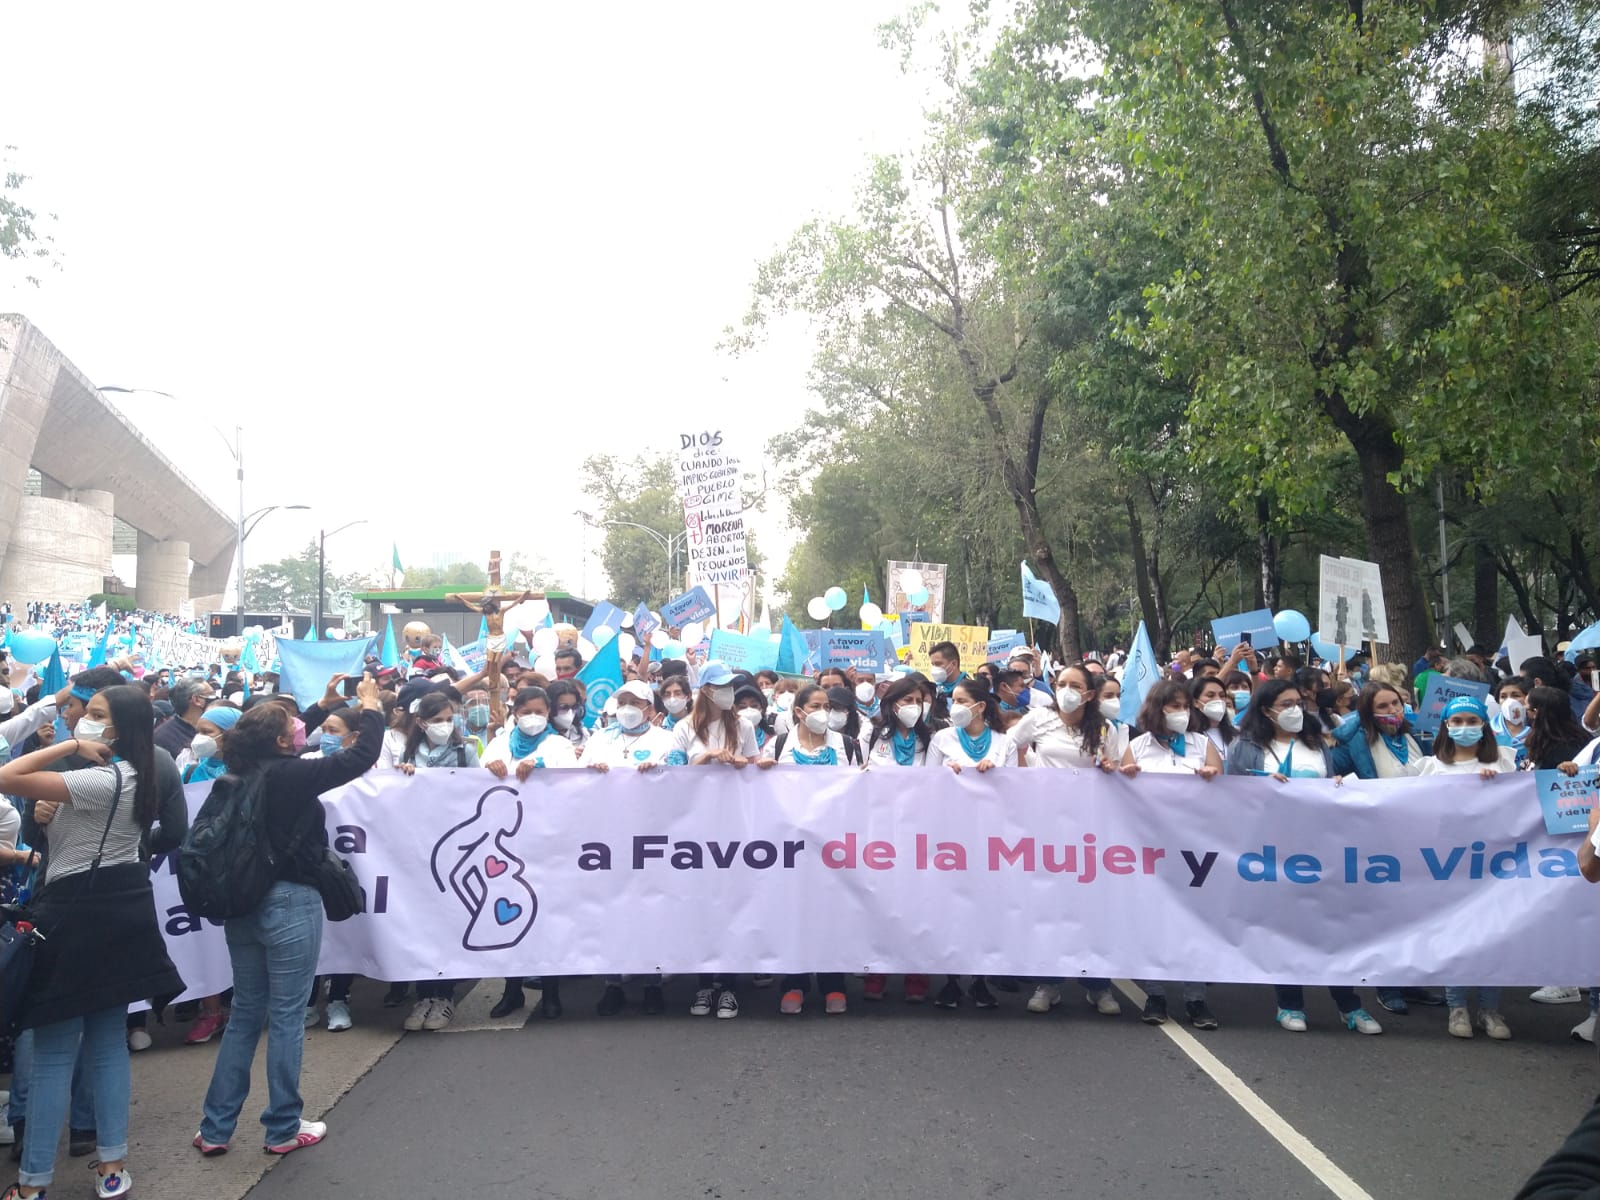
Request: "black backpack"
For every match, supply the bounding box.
[177,767,282,920]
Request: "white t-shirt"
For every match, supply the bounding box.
[376,727,407,770]
[583,723,679,768]
[927,725,1016,770]
[865,726,928,767]
[482,728,579,770]
[1370,734,1423,779]
[1127,731,1211,774]
[1418,745,1519,775]
[770,729,850,765]
[0,802,20,852]
[1012,709,1117,769]
[673,715,759,761]
[1570,734,1600,769]
[1262,736,1326,778]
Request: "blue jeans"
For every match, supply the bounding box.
[1445,986,1502,1009]
[1275,985,1362,1015]
[200,881,323,1146]
[1142,981,1207,1002]
[19,1006,130,1187]
[7,1030,96,1131]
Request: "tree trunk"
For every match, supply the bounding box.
[1125,495,1162,648]
[1255,495,1279,611]
[1472,533,1499,651]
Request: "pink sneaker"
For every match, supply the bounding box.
[825,991,847,1015]
[863,974,887,1001]
[193,1131,229,1156]
[779,989,803,1015]
[185,1012,226,1045]
[265,1119,326,1155]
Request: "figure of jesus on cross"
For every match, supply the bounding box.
[445,551,541,683]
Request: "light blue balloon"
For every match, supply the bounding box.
[1309,634,1358,662]
[5,631,56,662]
[824,587,848,611]
[1273,609,1311,643]
[908,587,930,607]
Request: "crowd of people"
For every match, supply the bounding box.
[0,601,1597,1191]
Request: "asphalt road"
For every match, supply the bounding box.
[241,977,1600,1200]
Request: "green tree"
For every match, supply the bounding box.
[244,542,370,613]
[0,146,59,291]
[400,561,489,590]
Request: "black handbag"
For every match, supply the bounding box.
[309,848,363,922]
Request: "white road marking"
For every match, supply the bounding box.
[1113,979,1376,1200]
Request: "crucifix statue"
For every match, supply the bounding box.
[445,550,543,694]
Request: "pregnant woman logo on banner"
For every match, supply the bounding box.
[429,785,538,950]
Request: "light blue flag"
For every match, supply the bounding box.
[777,614,813,675]
[86,624,111,668]
[274,635,379,707]
[478,615,489,643]
[863,585,871,606]
[575,635,621,730]
[241,638,262,674]
[302,623,317,641]
[1566,620,1600,664]
[40,647,66,695]
[381,617,400,669]
[1121,620,1161,721]
[441,633,470,674]
[1020,562,1062,624]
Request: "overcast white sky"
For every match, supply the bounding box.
[0,1,940,603]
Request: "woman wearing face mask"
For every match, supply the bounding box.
[733,686,774,755]
[1119,680,1221,1029]
[769,678,800,736]
[655,676,694,732]
[755,670,780,707]
[1011,665,1123,1019]
[585,680,680,1018]
[300,709,363,1032]
[853,675,882,724]
[1328,684,1423,781]
[1489,677,1530,766]
[1098,676,1125,729]
[1227,680,1383,1036]
[1190,677,1236,762]
[926,678,1017,775]
[179,706,242,784]
[395,693,482,1033]
[188,675,382,1164]
[0,686,183,1200]
[673,662,757,1019]
[459,687,494,756]
[1219,670,1254,726]
[925,678,1014,1011]
[1419,695,1517,1040]
[546,681,588,756]
[480,687,578,1020]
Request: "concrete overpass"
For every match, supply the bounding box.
[0,314,237,611]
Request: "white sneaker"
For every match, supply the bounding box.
[689,987,715,1016]
[422,999,454,1031]
[1531,986,1584,1004]
[1088,988,1121,1016]
[403,999,431,1032]
[1276,1008,1308,1032]
[1478,1009,1511,1040]
[716,990,739,1019]
[0,1123,14,1145]
[325,1000,352,1032]
[304,1006,320,1028]
[1448,1006,1473,1038]
[1026,984,1062,1013]
[1572,1014,1596,1044]
[127,1028,153,1052]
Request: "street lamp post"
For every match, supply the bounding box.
[575,512,687,601]
[316,520,368,638]
[234,504,311,625]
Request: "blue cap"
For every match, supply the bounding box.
[201,705,242,732]
[1441,695,1489,723]
[698,661,735,688]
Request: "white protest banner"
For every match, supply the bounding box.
[1317,554,1389,646]
[673,430,748,587]
[1454,622,1476,653]
[886,561,948,624]
[1506,633,1545,670]
[154,769,1600,997]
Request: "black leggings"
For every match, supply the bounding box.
[782,973,846,994]
[308,975,354,1005]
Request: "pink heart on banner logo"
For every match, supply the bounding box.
[485,855,508,878]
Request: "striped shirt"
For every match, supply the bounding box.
[49,764,145,885]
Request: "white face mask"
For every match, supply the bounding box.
[895,704,922,728]
[711,687,736,711]
[1274,706,1305,734]
[517,713,548,736]
[76,717,111,745]
[1099,697,1121,721]
[1201,699,1228,723]
[803,709,831,735]
[553,710,575,731]
[616,705,646,730]
[929,667,949,685]
[855,682,876,704]
[774,692,794,712]
[737,707,762,725]
[1502,699,1526,725]
[0,690,13,715]
[424,721,454,746]
[663,695,689,716]
[827,710,849,732]
[1163,710,1191,734]
[190,733,219,761]
[1056,687,1084,714]
[761,687,775,702]
[948,703,974,728]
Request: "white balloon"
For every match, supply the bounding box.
[900,570,924,591]
[618,633,636,660]
[592,625,616,646]
[807,597,831,621]
[534,654,556,677]
[620,611,634,629]
[769,632,783,643]
[859,603,883,626]
[577,637,598,660]
[681,622,704,647]
[503,599,548,634]
[531,627,559,655]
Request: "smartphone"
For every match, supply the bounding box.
[1240,632,1253,647]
